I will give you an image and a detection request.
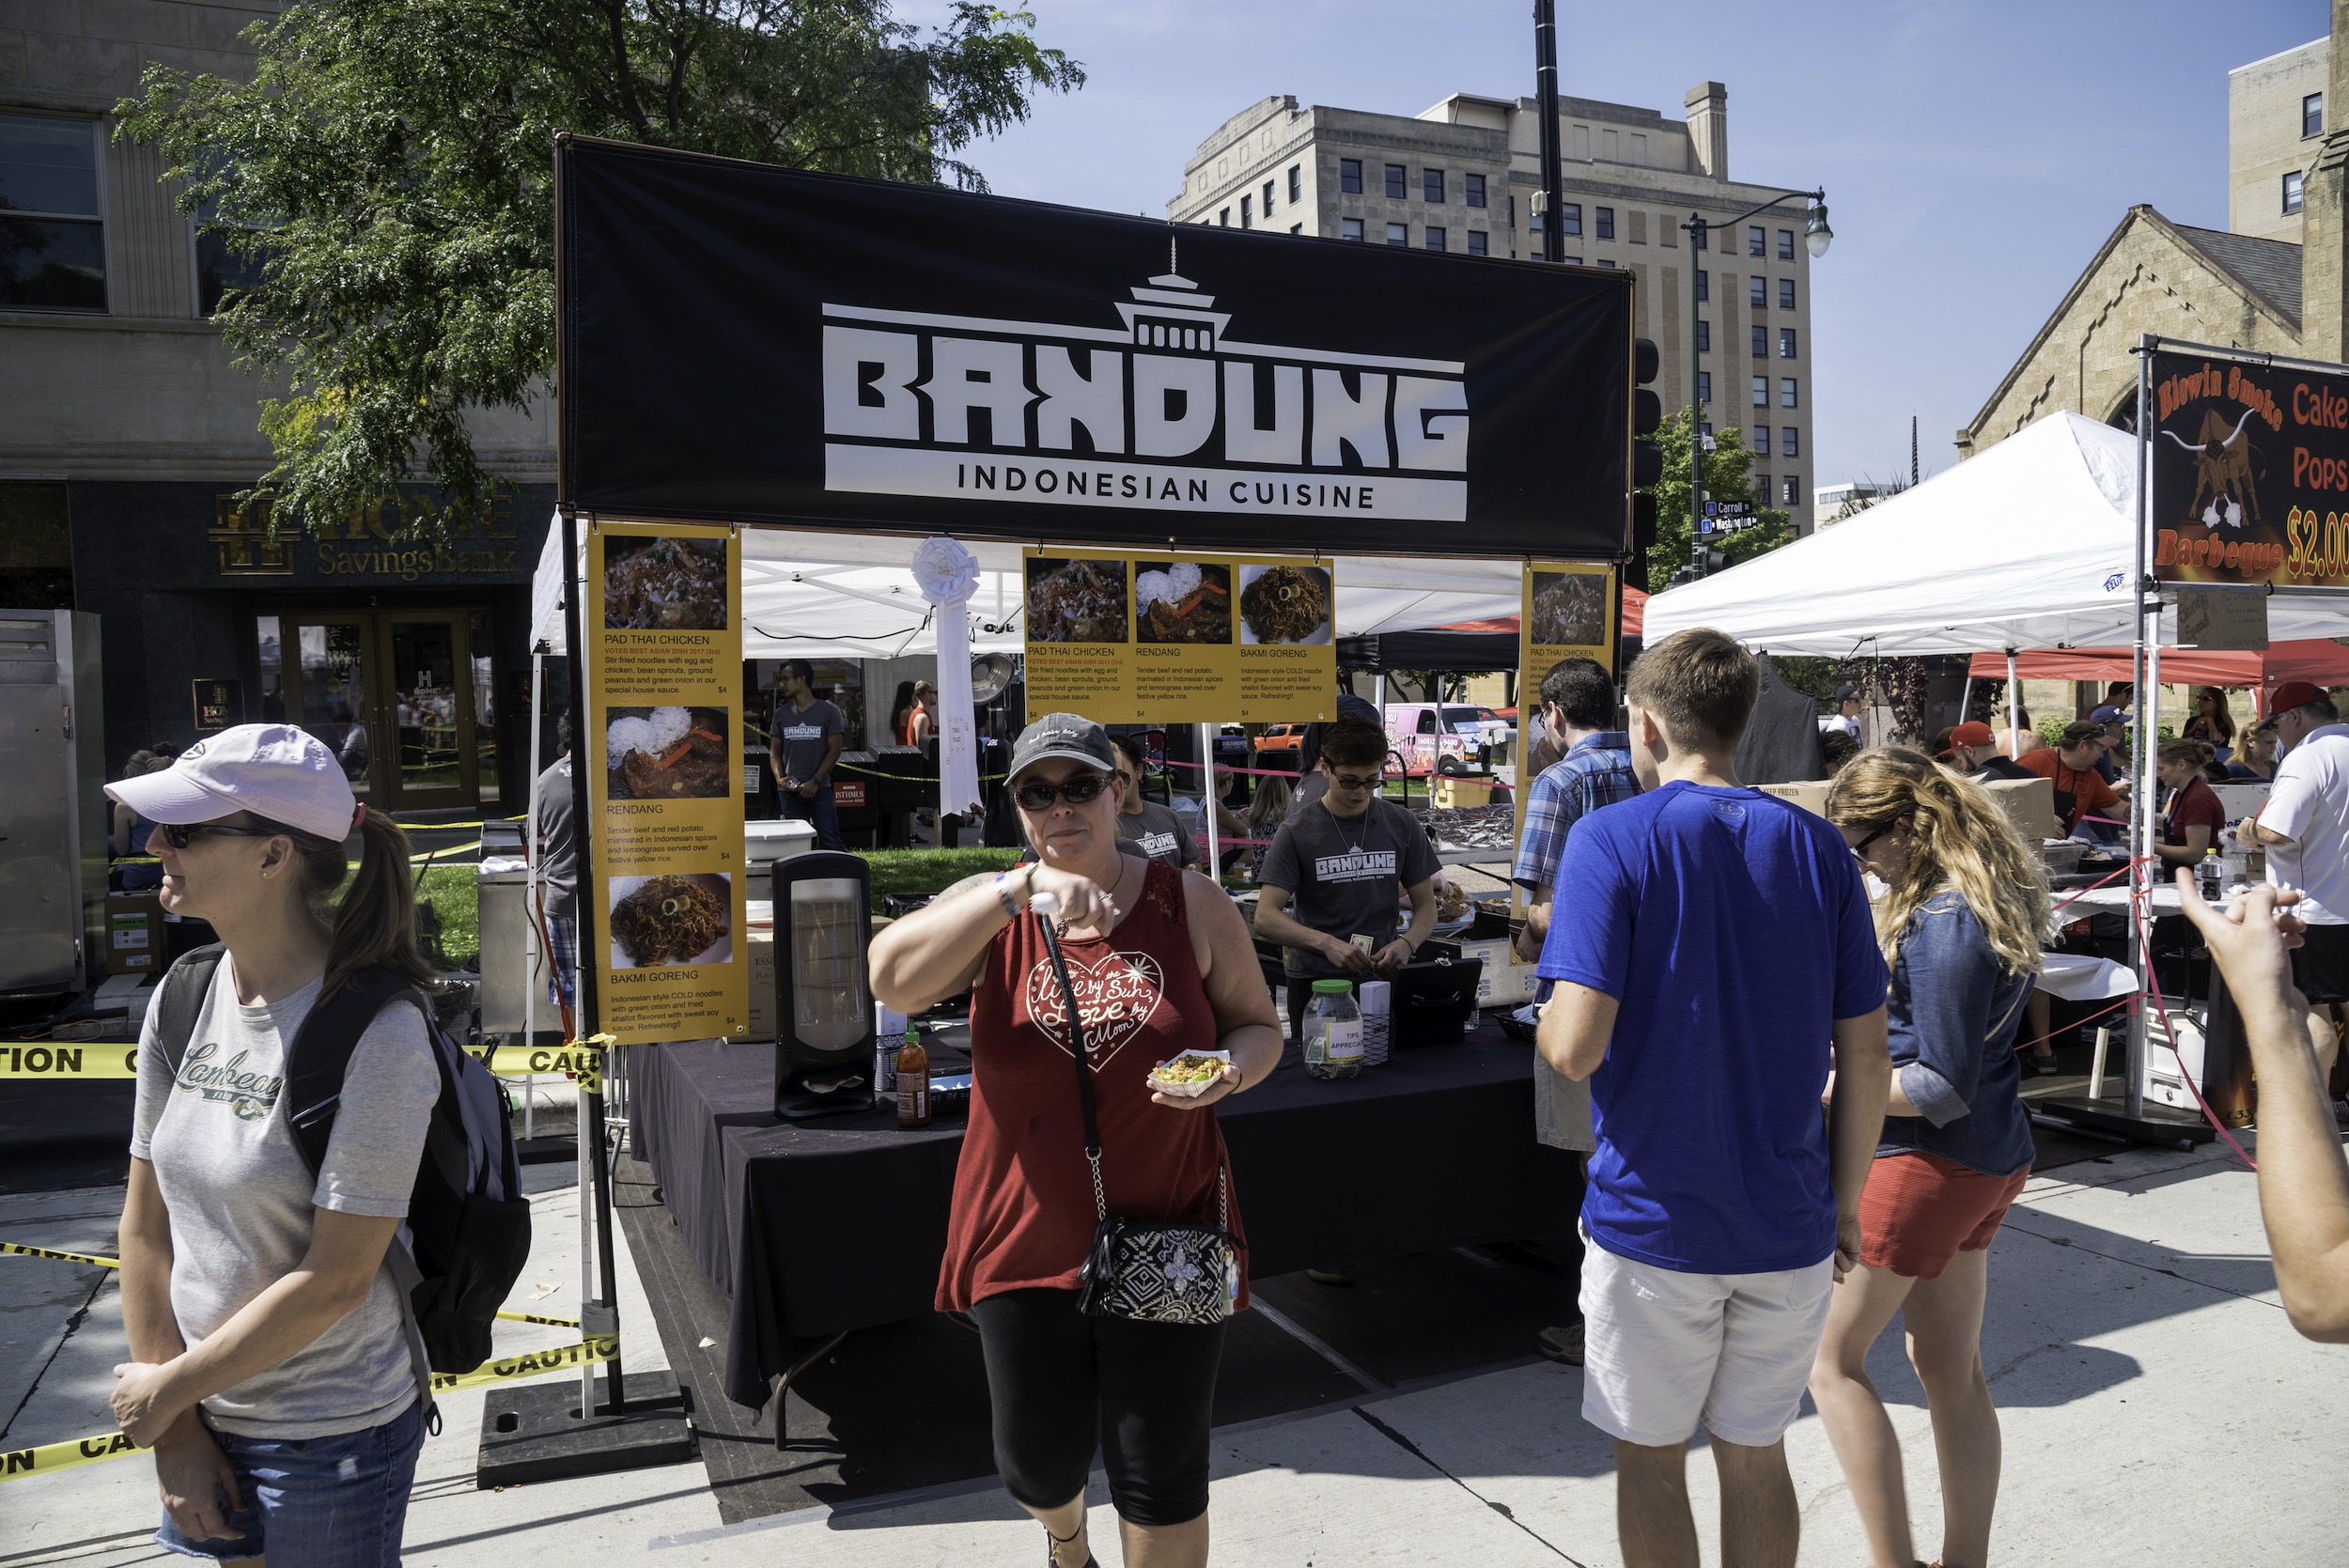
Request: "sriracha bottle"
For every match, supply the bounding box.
[895,1029,930,1127]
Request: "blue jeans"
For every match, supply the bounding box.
[781,779,847,851]
[157,1398,425,1564]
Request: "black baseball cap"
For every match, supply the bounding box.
[1007,712,1117,786]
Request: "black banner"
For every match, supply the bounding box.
[2149,348,2349,587]
[555,137,1632,559]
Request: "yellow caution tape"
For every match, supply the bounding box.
[466,1043,603,1095]
[412,841,481,862]
[1,1242,118,1268]
[493,1309,582,1328]
[0,1338,623,1482]
[0,1043,138,1079]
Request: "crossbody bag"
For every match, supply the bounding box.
[1032,908,1241,1325]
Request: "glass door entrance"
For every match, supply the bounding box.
[275,611,493,812]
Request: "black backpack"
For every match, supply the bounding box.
[154,946,534,1384]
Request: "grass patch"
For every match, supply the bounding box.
[416,865,481,971]
[858,847,1022,912]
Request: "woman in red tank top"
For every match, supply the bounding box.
[871,713,1282,1568]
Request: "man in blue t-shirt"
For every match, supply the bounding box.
[1536,628,1890,1568]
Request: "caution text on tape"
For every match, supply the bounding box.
[0,1043,138,1079]
[467,1043,603,1094]
[1,1242,118,1268]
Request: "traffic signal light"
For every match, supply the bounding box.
[1627,336,1662,590]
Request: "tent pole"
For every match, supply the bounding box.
[2124,339,2155,1126]
[2004,651,2021,758]
[1959,675,1972,731]
[1200,722,1220,876]
[523,650,543,1140]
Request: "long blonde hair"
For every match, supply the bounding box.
[1827,746,2048,974]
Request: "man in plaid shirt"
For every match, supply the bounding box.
[1510,656,1639,1366]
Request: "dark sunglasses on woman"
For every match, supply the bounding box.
[1013,773,1112,811]
[157,821,284,850]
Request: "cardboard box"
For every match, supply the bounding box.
[1433,775,1494,810]
[1757,780,1833,819]
[104,893,163,973]
[1979,775,2059,844]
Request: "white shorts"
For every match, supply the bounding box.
[1579,1229,1834,1449]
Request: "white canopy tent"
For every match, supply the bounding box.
[1643,411,2348,655]
[529,517,1527,659]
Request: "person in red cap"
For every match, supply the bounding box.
[2237,681,2349,1079]
[1937,722,2036,783]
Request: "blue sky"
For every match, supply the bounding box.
[938,0,2322,495]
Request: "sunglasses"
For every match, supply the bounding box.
[157,821,285,850]
[1327,771,1383,792]
[1847,821,1897,861]
[1014,773,1112,811]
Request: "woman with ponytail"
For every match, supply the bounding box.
[1810,747,2048,1568]
[103,725,439,1565]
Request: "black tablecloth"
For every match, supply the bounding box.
[631,1025,1560,1410]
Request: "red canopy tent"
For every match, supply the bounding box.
[1965,640,2349,711]
[1436,583,1649,642]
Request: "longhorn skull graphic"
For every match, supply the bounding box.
[2160,407,2260,530]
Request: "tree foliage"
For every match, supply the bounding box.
[116,1,1082,533]
[1643,405,1794,592]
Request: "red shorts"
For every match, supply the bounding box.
[1858,1152,2030,1281]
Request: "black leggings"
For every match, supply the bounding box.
[968,1287,1227,1528]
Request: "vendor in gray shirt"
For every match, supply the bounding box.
[1111,734,1201,868]
[1254,719,1439,1039]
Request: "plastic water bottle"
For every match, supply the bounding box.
[2198,848,2224,902]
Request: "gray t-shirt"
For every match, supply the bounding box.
[532,755,578,923]
[1260,797,1439,977]
[1118,800,1199,867]
[774,697,845,786]
[131,965,438,1438]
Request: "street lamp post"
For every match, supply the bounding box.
[1678,190,1832,585]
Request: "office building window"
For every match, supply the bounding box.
[1750,323,1766,358]
[1696,319,1710,353]
[1386,222,1408,246]
[1596,206,1615,240]
[1755,473,1771,499]
[1384,163,1407,198]
[1290,224,1303,235]
[1563,255,1582,264]
[1342,216,1364,241]
[1219,207,1230,226]
[1562,202,1582,235]
[1781,427,1799,458]
[1424,168,1444,203]
[2308,92,2326,138]
[1696,372,1712,405]
[1465,173,1486,208]
[1782,475,1802,505]
[1749,274,1766,306]
[1597,258,1614,268]
[1425,225,1446,251]
[1263,179,1275,213]
[1340,158,1362,194]
[1288,164,1302,203]
[1691,222,1708,251]
[1748,225,1765,256]
[193,198,268,318]
[1777,228,1795,261]
[1780,277,1797,309]
[1779,327,1797,359]
[0,114,107,312]
[1239,194,1252,228]
[2286,170,2306,215]
[1696,268,1708,301]
[1751,376,1769,407]
[1699,421,1714,439]
[1466,229,1487,256]
[1754,425,1770,455]
[1781,377,1798,409]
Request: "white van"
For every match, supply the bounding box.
[1385,704,1502,776]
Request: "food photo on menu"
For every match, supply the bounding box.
[605,706,730,800]
[1529,569,1607,647]
[607,873,734,968]
[603,534,730,629]
[1025,555,1130,642]
[1238,563,1332,644]
[1133,562,1234,644]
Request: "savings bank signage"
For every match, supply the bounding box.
[555,137,1633,559]
[2150,349,2349,588]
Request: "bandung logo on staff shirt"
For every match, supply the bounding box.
[1314,849,1398,882]
[821,265,1470,523]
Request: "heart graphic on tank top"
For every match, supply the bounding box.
[1023,951,1165,1067]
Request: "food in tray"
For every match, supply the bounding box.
[1239,564,1331,644]
[1134,562,1233,644]
[1529,570,1607,647]
[603,536,728,629]
[1148,1050,1233,1097]
[1435,879,1471,922]
[1026,557,1130,643]
[610,875,729,966]
[606,706,729,800]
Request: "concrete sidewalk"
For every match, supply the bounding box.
[6,1136,2345,1564]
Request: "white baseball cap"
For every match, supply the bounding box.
[105,724,359,843]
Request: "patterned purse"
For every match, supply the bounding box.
[1034,911,1240,1326]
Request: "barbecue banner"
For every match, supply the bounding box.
[1514,562,1620,865]
[555,136,1633,559]
[584,520,748,1045]
[2149,348,2349,587]
[1023,548,1338,723]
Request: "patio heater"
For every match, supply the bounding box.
[770,849,877,1118]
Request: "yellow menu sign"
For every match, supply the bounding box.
[584,520,748,1045]
[1022,548,1337,723]
[1514,562,1619,863]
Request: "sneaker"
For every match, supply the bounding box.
[2030,1052,2061,1077]
[1306,1266,1356,1287]
[1537,1321,1584,1365]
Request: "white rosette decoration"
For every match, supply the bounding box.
[910,536,984,819]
